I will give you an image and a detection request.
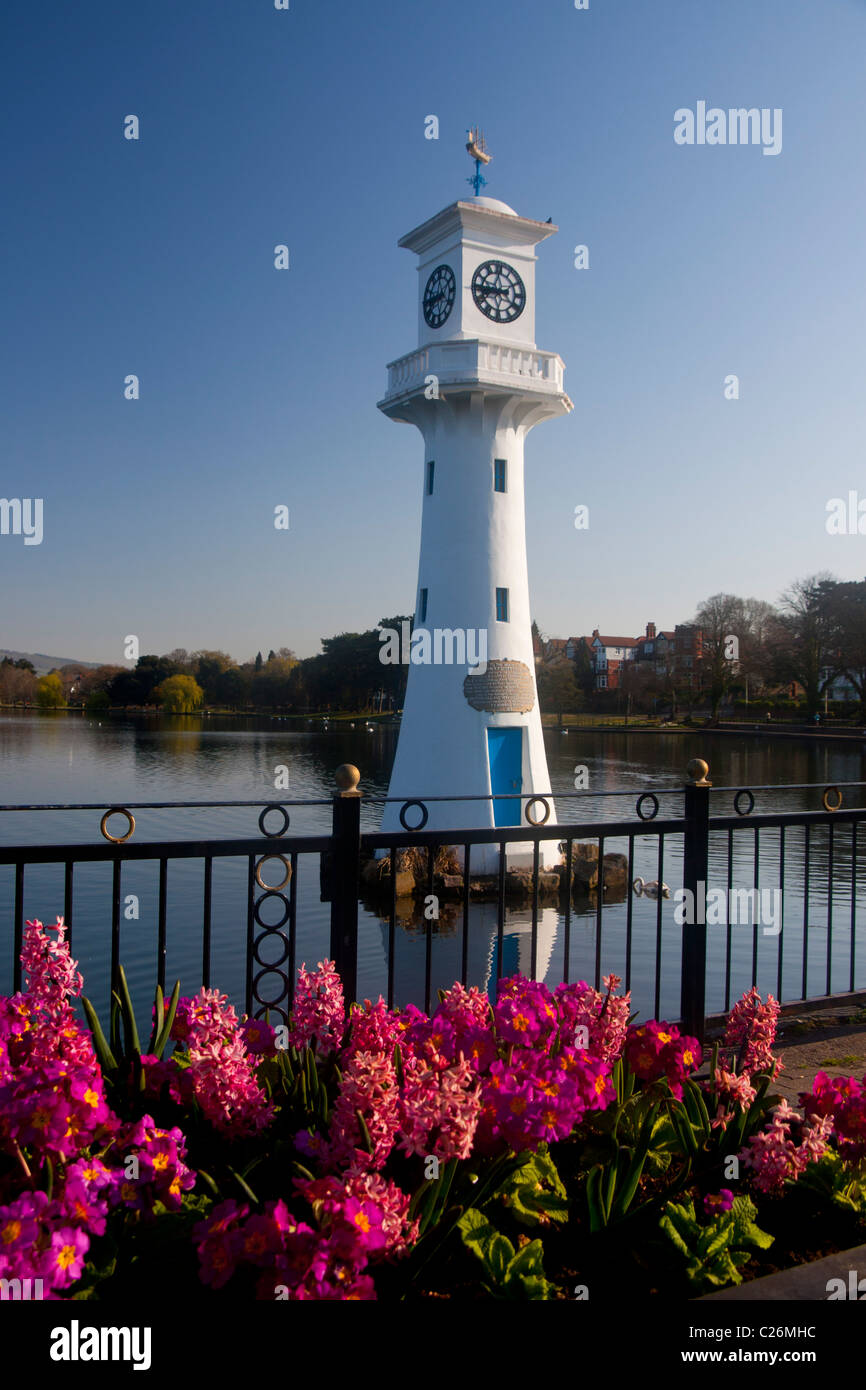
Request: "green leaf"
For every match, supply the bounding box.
[153,980,181,1059]
[586,1165,607,1232]
[109,993,121,1059]
[457,1206,514,1281]
[147,984,164,1054]
[659,1211,692,1258]
[81,994,118,1073]
[116,965,142,1060]
[227,1167,259,1207]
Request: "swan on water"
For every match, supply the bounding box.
[633,877,670,899]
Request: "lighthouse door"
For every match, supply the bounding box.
[487,727,523,827]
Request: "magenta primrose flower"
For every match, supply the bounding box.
[702,1189,735,1217]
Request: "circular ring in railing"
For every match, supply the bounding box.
[253,926,290,968]
[734,790,755,817]
[255,854,292,891]
[823,785,843,812]
[399,800,428,831]
[100,807,136,844]
[525,796,550,826]
[258,804,290,838]
[253,889,291,931]
[636,794,659,822]
[252,965,288,1013]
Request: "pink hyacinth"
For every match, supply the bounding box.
[801,1071,866,1163]
[346,997,405,1056]
[179,988,272,1137]
[399,1057,481,1161]
[740,1098,833,1194]
[289,960,345,1055]
[723,987,782,1079]
[325,1049,400,1172]
[705,1067,758,1131]
[11,919,95,1069]
[554,975,631,1063]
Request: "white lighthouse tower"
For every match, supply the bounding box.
[378,134,573,871]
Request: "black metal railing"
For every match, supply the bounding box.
[2,759,866,1041]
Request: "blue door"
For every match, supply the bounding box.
[487,727,523,827]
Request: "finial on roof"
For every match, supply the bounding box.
[466,127,491,196]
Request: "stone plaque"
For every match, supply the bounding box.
[463,659,535,713]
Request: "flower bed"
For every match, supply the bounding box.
[1,916,865,1301]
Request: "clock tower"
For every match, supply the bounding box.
[378,142,572,871]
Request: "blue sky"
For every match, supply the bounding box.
[2,0,865,663]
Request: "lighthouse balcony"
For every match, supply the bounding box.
[379,340,567,407]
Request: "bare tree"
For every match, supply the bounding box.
[777,573,838,715]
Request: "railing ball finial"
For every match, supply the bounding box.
[685,757,711,787]
[335,763,362,797]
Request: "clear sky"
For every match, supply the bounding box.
[2,0,865,664]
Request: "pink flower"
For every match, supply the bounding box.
[289,960,345,1055]
[177,988,272,1137]
[240,1018,278,1056]
[704,1067,758,1131]
[494,976,558,1048]
[723,987,782,1078]
[399,1057,481,1160]
[324,1050,400,1172]
[555,976,631,1063]
[702,1189,734,1217]
[801,1071,866,1162]
[624,1021,701,1100]
[740,1099,833,1193]
[47,1227,89,1286]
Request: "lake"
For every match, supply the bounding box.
[2,712,865,1029]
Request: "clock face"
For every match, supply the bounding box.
[471,259,526,323]
[422,264,456,329]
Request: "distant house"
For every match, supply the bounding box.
[634,622,676,672]
[555,622,707,693]
[541,637,569,666]
[586,630,640,690]
[820,667,859,701]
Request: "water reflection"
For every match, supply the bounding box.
[1,713,865,1027]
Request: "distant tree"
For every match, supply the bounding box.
[536,664,583,722]
[570,640,595,697]
[693,593,747,719]
[777,574,838,715]
[108,654,180,706]
[76,665,124,701]
[192,650,235,703]
[0,661,37,704]
[251,658,297,711]
[619,660,657,713]
[825,578,866,718]
[36,673,67,709]
[85,690,110,715]
[151,674,203,714]
[267,649,277,663]
[255,651,263,673]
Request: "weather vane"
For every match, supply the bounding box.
[466,127,491,196]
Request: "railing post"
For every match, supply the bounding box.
[329,763,362,1004]
[680,757,711,1044]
